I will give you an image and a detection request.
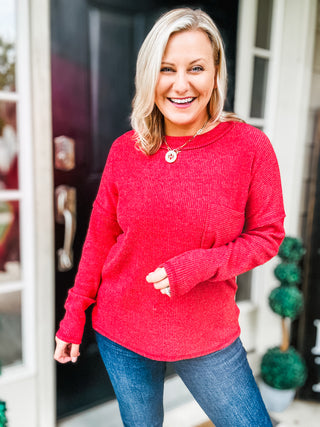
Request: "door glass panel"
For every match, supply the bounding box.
[236,271,252,301]
[89,8,135,173]
[0,200,20,282]
[0,100,18,189]
[0,0,16,92]
[255,0,273,50]
[250,56,269,118]
[89,7,159,173]
[0,290,22,367]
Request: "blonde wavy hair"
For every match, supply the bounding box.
[131,8,242,155]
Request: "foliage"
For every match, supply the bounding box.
[274,263,301,286]
[0,364,7,426]
[269,237,305,319]
[261,346,307,390]
[269,286,303,319]
[0,37,15,91]
[261,236,307,390]
[0,400,8,427]
[277,236,306,263]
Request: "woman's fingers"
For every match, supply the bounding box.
[146,267,167,282]
[146,267,170,290]
[69,343,80,363]
[54,338,70,363]
[152,277,170,289]
[54,342,69,364]
[54,337,80,364]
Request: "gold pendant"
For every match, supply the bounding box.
[165,150,177,163]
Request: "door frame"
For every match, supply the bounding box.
[235,0,287,353]
[33,0,318,423]
[235,0,318,358]
[0,0,55,426]
[31,0,55,425]
[37,0,317,422]
[3,0,316,425]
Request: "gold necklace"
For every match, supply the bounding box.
[163,119,209,163]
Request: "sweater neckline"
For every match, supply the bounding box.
[161,121,234,151]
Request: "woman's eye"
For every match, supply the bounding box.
[191,66,204,72]
[160,67,174,73]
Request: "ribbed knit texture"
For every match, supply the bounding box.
[56,122,285,361]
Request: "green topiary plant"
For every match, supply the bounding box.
[261,236,307,390]
[277,236,306,263]
[0,345,8,426]
[261,347,306,390]
[0,400,7,427]
[269,287,303,318]
[274,263,301,286]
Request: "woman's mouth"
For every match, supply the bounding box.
[168,97,196,107]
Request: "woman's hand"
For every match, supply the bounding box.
[146,267,171,296]
[54,336,80,364]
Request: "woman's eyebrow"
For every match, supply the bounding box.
[161,58,206,65]
[161,61,174,65]
[190,58,206,64]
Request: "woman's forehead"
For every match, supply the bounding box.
[162,30,214,61]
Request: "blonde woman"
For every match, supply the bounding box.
[55,8,285,426]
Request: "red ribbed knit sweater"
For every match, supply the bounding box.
[56,121,285,361]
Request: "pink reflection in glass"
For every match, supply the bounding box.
[0,200,20,279]
[0,101,18,189]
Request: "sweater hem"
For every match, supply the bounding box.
[92,323,241,362]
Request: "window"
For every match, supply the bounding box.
[235,0,282,133]
[250,0,274,126]
[0,0,34,373]
[234,0,284,351]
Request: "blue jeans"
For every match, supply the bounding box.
[95,333,272,427]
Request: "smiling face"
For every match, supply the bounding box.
[154,29,216,136]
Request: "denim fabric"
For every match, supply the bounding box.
[95,333,272,427]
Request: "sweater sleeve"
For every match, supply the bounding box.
[56,144,122,344]
[163,135,286,298]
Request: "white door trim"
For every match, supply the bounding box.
[30,0,55,425]
[235,0,318,355]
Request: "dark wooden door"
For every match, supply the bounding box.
[51,0,238,418]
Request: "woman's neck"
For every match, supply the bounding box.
[164,117,219,137]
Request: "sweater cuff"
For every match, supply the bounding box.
[56,315,85,345]
[163,248,215,297]
[56,289,96,344]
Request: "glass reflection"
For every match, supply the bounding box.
[250,56,269,118]
[0,0,16,92]
[0,201,20,281]
[0,291,22,367]
[0,101,18,189]
[236,271,252,302]
[255,0,273,50]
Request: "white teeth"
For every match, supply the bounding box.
[170,97,194,104]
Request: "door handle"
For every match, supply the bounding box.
[312,357,320,393]
[55,185,76,271]
[312,319,320,355]
[312,320,320,393]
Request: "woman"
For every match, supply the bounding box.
[55,8,285,426]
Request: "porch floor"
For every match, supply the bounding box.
[58,375,320,427]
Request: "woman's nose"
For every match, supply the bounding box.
[173,71,189,93]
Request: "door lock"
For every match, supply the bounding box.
[54,136,75,171]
